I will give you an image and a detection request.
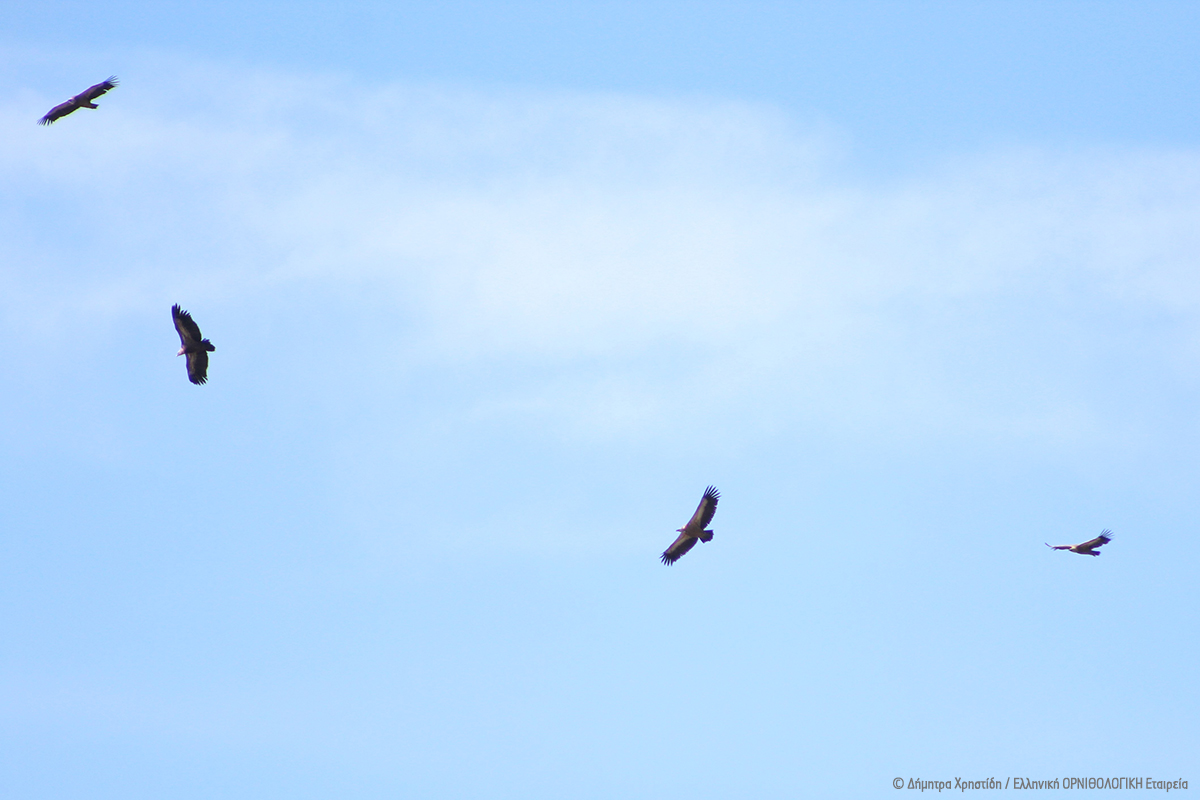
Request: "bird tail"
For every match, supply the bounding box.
[698,529,713,543]
[202,339,215,352]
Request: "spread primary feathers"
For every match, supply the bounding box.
[1046,530,1113,557]
[172,304,216,385]
[661,486,720,565]
[38,77,119,125]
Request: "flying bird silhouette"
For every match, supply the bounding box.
[1046,529,1113,556]
[661,486,720,565]
[172,304,215,385]
[38,77,119,125]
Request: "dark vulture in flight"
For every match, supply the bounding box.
[1046,529,1113,557]
[661,486,720,565]
[172,304,215,385]
[38,77,119,125]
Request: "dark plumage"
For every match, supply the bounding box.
[38,77,119,125]
[1046,529,1113,557]
[172,304,215,385]
[661,486,720,565]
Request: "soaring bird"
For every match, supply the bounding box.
[172,304,215,385]
[661,486,720,565]
[1046,529,1113,556]
[38,77,119,125]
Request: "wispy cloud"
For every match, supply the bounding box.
[4,56,1200,445]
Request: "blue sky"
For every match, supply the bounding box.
[2,3,1198,797]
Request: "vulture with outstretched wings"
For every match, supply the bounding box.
[172,304,215,385]
[661,486,720,565]
[38,77,119,125]
[1046,529,1113,556]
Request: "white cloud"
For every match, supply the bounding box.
[4,57,1200,445]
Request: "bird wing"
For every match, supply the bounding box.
[186,350,209,385]
[1080,530,1113,550]
[38,100,78,125]
[172,304,204,346]
[77,76,118,102]
[682,486,719,533]
[1045,543,1072,550]
[661,532,697,565]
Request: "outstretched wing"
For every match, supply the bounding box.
[77,76,118,102]
[172,304,204,346]
[38,77,118,125]
[661,532,697,565]
[1079,530,1113,550]
[683,485,720,533]
[38,100,78,125]
[186,350,209,385]
[1045,543,1072,550]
